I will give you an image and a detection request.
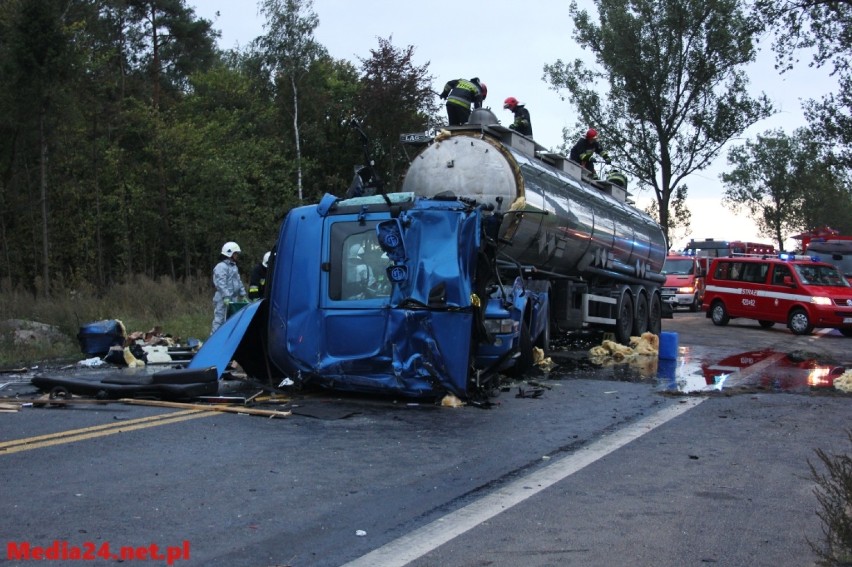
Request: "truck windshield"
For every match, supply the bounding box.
[662,259,694,275]
[793,264,851,287]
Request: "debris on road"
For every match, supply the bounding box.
[835,370,852,393]
[441,393,464,408]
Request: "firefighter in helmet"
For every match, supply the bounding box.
[211,241,248,335]
[248,251,271,300]
[503,97,533,137]
[569,128,611,178]
[439,77,487,126]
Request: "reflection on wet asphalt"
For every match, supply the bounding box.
[546,328,849,395]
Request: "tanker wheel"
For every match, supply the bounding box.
[535,316,551,353]
[648,293,662,336]
[506,324,534,377]
[614,294,634,345]
[632,293,649,337]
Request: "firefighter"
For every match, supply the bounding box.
[606,169,628,189]
[569,128,611,178]
[211,241,248,335]
[439,77,487,126]
[248,251,271,300]
[502,97,533,137]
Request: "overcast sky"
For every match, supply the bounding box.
[191,0,838,249]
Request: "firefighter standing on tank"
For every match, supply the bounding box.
[502,97,532,136]
[439,77,487,126]
[570,128,611,178]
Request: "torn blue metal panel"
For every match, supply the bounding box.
[265,196,480,398]
[188,300,263,378]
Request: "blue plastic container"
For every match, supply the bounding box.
[659,331,679,361]
[77,319,125,356]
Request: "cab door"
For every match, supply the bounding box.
[740,261,771,319]
[766,263,794,322]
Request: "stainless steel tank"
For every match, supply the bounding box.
[401,127,668,283]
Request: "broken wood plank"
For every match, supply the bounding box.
[119,398,291,418]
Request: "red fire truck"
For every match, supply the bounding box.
[683,238,776,258]
[792,227,852,284]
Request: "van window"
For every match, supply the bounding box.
[794,264,850,287]
[772,264,792,285]
[741,262,769,283]
[714,261,745,281]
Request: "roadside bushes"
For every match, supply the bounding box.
[0,275,212,366]
[810,429,852,566]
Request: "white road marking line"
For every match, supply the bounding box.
[343,397,705,567]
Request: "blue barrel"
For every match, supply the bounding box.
[659,331,679,361]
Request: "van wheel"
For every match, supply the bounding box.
[710,301,729,326]
[788,308,814,336]
[632,293,649,336]
[615,294,634,344]
[648,294,663,335]
[758,320,775,329]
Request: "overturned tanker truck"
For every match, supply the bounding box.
[192,109,669,400]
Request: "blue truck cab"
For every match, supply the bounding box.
[262,191,543,399]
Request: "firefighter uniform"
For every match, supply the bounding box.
[569,129,611,178]
[211,247,247,335]
[440,78,486,126]
[509,104,533,136]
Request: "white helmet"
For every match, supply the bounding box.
[221,241,241,258]
[262,251,271,267]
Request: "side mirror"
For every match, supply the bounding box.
[783,275,796,287]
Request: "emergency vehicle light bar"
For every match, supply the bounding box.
[779,253,821,262]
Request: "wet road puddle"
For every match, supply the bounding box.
[549,346,848,394]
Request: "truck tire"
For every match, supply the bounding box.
[648,293,662,335]
[632,293,649,337]
[534,316,551,353]
[689,294,700,312]
[710,300,729,326]
[615,294,634,345]
[788,308,814,336]
[506,324,534,377]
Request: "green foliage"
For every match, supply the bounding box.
[721,128,852,249]
[356,36,438,192]
[0,0,437,297]
[808,430,852,566]
[544,0,773,243]
[0,275,211,366]
[754,1,852,170]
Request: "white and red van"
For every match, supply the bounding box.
[702,254,852,336]
[661,254,708,311]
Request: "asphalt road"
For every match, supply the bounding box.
[1,311,850,567]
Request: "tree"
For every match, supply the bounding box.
[754,0,852,169]
[1,0,83,296]
[257,0,323,201]
[356,36,438,192]
[720,128,850,249]
[544,0,773,244]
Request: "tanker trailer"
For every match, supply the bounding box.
[401,110,669,344]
